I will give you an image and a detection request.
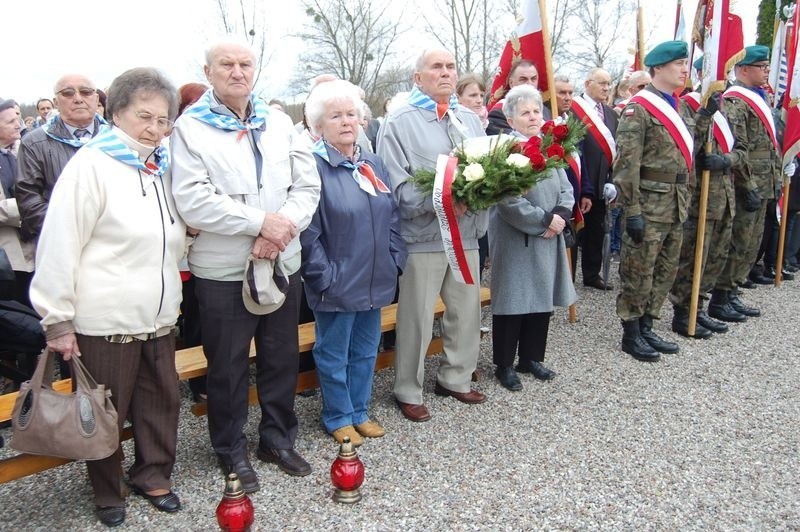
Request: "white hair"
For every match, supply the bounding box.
[503,85,542,120]
[204,36,256,66]
[304,79,363,136]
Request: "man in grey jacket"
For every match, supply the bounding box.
[16,74,103,242]
[377,48,488,422]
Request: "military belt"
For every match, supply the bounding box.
[750,150,771,160]
[640,168,686,184]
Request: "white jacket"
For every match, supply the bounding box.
[30,131,186,338]
[170,107,320,279]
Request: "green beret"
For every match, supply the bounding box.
[694,56,704,72]
[644,40,689,67]
[737,45,770,65]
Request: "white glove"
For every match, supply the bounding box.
[784,161,797,176]
[603,183,618,202]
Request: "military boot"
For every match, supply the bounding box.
[639,314,679,353]
[707,289,747,322]
[729,290,761,317]
[696,304,729,333]
[621,320,660,362]
[671,306,713,339]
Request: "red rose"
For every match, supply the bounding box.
[546,143,566,159]
[541,121,555,135]
[522,136,542,159]
[529,152,547,171]
[553,124,569,141]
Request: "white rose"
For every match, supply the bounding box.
[463,163,485,181]
[463,144,489,162]
[506,153,531,168]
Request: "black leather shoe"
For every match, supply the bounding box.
[708,290,747,323]
[95,506,125,527]
[131,486,181,513]
[671,307,712,339]
[219,458,260,493]
[785,263,799,273]
[584,278,614,290]
[749,270,773,285]
[640,315,679,353]
[780,269,795,280]
[516,360,556,380]
[621,319,660,361]
[739,279,757,289]
[495,366,522,391]
[256,447,312,477]
[696,309,728,333]
[729,292,761,317]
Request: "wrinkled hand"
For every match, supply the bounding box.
[784,161,797,177]
[453,202,468,217]
[47,333,80,361]
[603,183,617,202]
[260,213,297,250]
[549,214,566,235]
[625,215,645,244]
[579,197,593,214]
[697,152,732,171]
[252,236,281,260]
[744,189,761,212]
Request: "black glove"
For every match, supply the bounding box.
[625,215,645,244]
[697,152,732,171]
[743,189,761,212]
[699,93,721,116]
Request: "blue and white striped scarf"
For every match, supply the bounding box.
[42,115,108,148]
[312,139,389,196]
[86,127,169,177]
[408,86,459,120]
[181,89,268,131]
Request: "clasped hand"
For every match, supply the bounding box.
[543,214,566,239]
[256,213,297,260]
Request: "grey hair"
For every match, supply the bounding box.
[503,85,542,120]
[585,67,609,82]
[204,36,256,67]
[304,79,364,136]
[106,67,179,121]
[361,101,372,121]
[553,74,571,84]
[414,48,453,72]
[627,70,651,86]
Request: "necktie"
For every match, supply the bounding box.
[74,128,90,141]
[436,102,450,121]
[595,101,605,121]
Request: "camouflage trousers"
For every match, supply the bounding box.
[715,196,768,290]
[616,219,683,321]
[669,208,734,308]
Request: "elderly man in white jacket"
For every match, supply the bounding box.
[171,39,320,491]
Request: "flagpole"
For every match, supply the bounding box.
[638,1,646,70]
[776,173,791,286]
[538,0,576,322]
[688,128,713,336]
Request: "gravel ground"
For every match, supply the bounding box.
[2,264,799,531]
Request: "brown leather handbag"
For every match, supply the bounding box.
[11,350,119,460]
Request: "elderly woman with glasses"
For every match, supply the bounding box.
[30,67,186,527]
[489,84,576,392]
[300,80,407,446]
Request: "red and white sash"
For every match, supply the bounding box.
[681,92,734,154]
[433,155,475,285]
[571,96,617,166]
[566,152,584,225]
[629,90,694,170]
[722,85,779,150]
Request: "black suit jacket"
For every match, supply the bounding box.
[579,97,618,200]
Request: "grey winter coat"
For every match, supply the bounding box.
[489,167,577,315]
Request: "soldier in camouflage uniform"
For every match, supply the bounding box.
[613,41,694,362]
[669,88,736,338]
[709,46,782,322]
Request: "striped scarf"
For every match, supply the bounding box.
[181,89,268,131]
[312,139,389,196]
[86,127,169,177]
[408,86,459,121]
[42,115,108,148]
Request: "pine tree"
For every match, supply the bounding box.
[757,0,793,47]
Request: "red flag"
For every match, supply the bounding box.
[692,0,745,101]
[487,0,548,108]
[782,6,800,166]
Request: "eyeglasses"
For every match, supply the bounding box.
[56,87,97,98]
[750,64,770,72]
[134,111,173,130]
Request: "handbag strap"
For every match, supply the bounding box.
[70,355,101,392]
[28,349,56,390]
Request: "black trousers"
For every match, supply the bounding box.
[194,273,301,464]
[580,199,606,284]
[492,312,552,368]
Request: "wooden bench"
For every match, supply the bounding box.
[0,287,490,484]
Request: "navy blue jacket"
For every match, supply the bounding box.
[300,146,407,312]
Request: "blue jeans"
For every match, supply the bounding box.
[312,309,381,432]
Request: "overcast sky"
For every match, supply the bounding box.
[3,0,759,105]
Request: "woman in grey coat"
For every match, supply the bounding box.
[490,85,577,391]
